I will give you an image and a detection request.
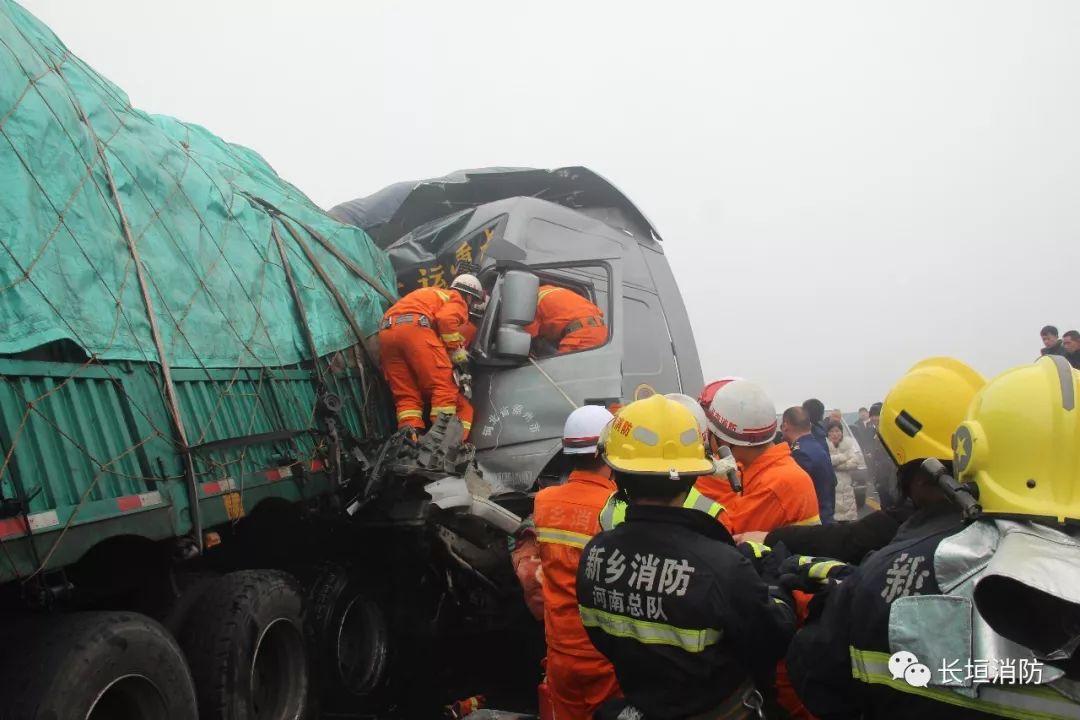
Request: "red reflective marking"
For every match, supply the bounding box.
[117,496,141,511]
[0,517,27,539]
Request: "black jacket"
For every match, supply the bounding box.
[764,502,915,564]
[849,420,875,455]
[786,502,1016,719]
[1042,340,1066,357]
[576,504,795,719]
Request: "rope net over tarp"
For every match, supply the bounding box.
[0,1,396,368]
[0,0,398,578]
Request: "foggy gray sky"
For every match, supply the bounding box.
[21,0,1080,410]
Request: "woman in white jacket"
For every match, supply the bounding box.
[826,420,859,522]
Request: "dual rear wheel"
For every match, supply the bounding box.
[0,567,390,720]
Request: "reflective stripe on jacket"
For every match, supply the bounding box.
[523,285,605,343]
[382,286,469,351]
[577,504,796,718]
[598,487,732,533]
[534,468,618,657]
[785,502,1080,719]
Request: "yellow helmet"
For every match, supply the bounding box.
[954,355,1080,525]
[600,395,714,478]
[879,357,986,467]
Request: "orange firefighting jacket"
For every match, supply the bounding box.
[382,287,469,352]
[461,320,478,349]
[533,468,617,657]
[696,443,821,534]
[524,286,605,344]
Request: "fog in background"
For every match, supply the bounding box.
[21,0,1080,410]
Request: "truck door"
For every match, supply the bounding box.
[469,263,622,493]
[638,244,703,394]
[621,285,681,399]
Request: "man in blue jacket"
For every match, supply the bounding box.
[801,398,830,451]
[782,406,836,524]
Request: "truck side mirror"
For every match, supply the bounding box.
[498,271,539,325]
[494,326,532,359]
[494,271,539,360]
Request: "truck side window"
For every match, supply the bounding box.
[527,266,610,359]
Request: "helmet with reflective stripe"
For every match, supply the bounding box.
[450,273,483,301]
[600,395,713,478]
[697,376,743,413]
[562,405,615,455]
[955,355,1080,525]
[878,357,985,467]
[665,393,707,435]
[705,379,776,447]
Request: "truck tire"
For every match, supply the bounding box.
[160,571,220,637]
[181,570,310,720]
[136,570,220,638]
[306,566,391,699]
[0,611,197,720]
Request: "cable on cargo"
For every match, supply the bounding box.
[92,126,203,556]
[270,222,327,386]
[292,217,397,304]
[1,22,395,583]
[47,56,341,451]
[25,67,244,557]
[277,217,385,438]
[0,60,197,572]
[115,130,330,489]
[243,194,390,436]
[24,433,158,581]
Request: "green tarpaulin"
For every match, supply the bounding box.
[0,1,397,369]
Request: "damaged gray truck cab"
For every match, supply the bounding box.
[447,196,703,493]
[333,166,704,493]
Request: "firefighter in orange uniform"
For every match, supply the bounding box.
[530,405,622,719]
[378,274,483,439]
[695,377,821,720]
[524,285,607,353]
[696,378,820,534]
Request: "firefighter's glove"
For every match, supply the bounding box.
[450,348,469,367]
[768,584,797,618]
[736,541,777,578]
[778,555,853,594]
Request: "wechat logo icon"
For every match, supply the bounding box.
[889,650,932,688]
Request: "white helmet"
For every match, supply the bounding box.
[562,405,615,455]
[450,273,484,301]
[665,393,707,435]
[705,379,777,447]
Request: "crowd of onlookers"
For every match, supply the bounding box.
[1040,324,1080,368]
[777,399,895,527]
[783,323,1080,526]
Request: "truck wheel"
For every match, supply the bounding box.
[161,572,220,637]
[306,566,390,699]
[0,611,197,720]
[181,570,309,720]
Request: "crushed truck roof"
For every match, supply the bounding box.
[329,166,664,249]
